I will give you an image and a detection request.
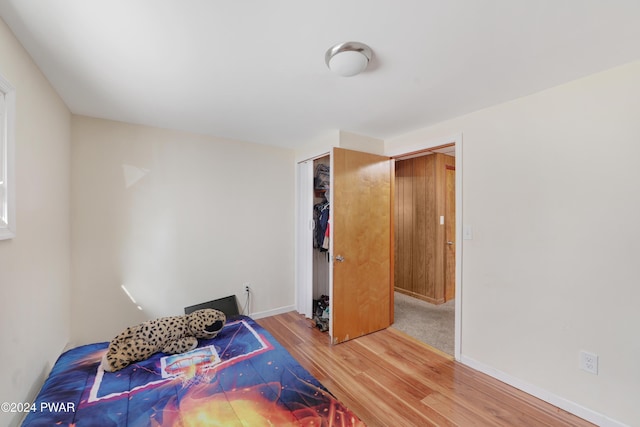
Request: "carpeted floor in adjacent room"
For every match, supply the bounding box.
[392,291,455,356]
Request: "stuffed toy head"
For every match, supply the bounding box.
[101,308,226,372]
[188,308,226,339]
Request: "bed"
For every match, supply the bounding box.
[22,315,364,426]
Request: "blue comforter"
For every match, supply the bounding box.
[22,316,364,426]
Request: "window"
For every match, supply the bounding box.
[0,73,15,240]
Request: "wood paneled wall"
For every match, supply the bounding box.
[394,153,455,304]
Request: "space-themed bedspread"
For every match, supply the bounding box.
[22,316,365,426]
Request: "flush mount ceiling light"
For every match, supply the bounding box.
[325,41,373,77]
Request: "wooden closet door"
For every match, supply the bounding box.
[331,147,392,344]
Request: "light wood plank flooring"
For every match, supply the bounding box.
[257,311,594,427]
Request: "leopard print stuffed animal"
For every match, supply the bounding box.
[101,309,226,372]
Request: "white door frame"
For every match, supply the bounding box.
[386,133,463,362]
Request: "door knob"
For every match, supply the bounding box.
[447,241,454,245]
[335,255,345,262]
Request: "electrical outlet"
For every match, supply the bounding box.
[244,283,250,293]
[580,351,598,375]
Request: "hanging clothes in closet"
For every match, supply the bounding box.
[313,163,330,253]
[314,198,330,252]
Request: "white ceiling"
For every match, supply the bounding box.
[1,1,639,149]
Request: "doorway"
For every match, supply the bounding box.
[389,140,460,358]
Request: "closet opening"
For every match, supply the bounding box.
[311,155,331,333]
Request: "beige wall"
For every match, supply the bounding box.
[386,60,640,426]
[71,116,295,345]
[0,18,71,427]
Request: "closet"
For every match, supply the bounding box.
[296,147,393,344]
[311,156,330,330]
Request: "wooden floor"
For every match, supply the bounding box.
[257,311,594,427]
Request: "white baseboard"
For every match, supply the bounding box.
[459,355,628,427]
[249,305,296,320]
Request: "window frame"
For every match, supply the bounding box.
[0,73,15,240]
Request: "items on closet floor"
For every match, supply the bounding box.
[313,295,330,332]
